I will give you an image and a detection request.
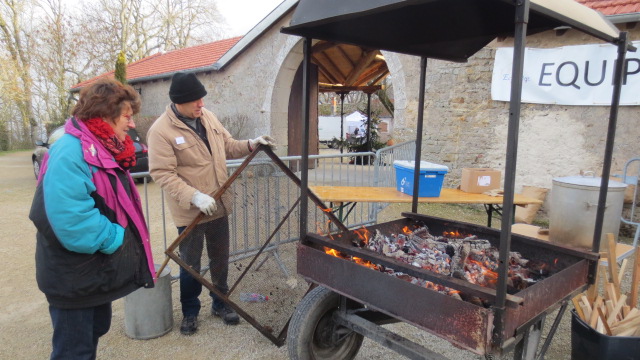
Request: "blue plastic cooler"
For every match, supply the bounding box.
[393,160,449,197]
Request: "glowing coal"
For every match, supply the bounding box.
[324,224,554,303]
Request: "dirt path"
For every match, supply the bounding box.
[0,151,295,359]
[0,151,417,360]
[2,150,630,360]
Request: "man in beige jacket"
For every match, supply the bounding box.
[147,72,274,335]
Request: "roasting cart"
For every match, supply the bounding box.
[281,0,634,359]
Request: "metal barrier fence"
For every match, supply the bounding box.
[370,140,417,222]
[132,140,416,276]
[373,140,417,187]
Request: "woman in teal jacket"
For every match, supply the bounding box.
[29,79,155,360]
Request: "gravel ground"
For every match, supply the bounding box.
[1,150,635,360]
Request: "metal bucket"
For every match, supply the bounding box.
[549,175,626,251]
[124,265,173,339]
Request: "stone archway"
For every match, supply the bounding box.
[269,38,301,156]
[269,38,318,163]
[287,62,318,162]
[268,39,413,156]
[380,51,420,142]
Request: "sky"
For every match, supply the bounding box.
[217,0,285,36]
[58,0,285,38]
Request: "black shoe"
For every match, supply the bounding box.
[180,315,198,335]
[213,305,240,325]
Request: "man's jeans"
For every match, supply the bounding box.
[178,216,230,317]
[49,302,112,360]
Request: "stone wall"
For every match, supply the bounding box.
[389,26,640,196]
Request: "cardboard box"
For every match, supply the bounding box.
[461,168,501,193]
[394,160,449,197]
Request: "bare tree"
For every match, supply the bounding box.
[0,57,25,149]
[157,0,225,50]
[0,0,37,148]
[86,0,165,61]
[0,0,227,148]
[78,0,225,68]
[32,0,79,132]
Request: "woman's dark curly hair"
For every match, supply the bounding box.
[72,78,141,121]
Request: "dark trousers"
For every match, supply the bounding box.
[178,216,230,317]
[49,302,112,360]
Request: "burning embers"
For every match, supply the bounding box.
[324,223,556,304]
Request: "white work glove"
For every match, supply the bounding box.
[191,190,217,216]
[249,135,276,150]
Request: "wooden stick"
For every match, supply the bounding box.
[573,295,587,321]
[607,233,621,295]
[598,307,613,336]
[596,317,605,334]
[587,264,601,303]
[581,295,593,317]
[625,308,639,321]
[618,258,629,284]
[608,294,627,326]
[630,246,640,308]
[581,295,590,306]
[605,299,615,317]
[581,303,592,323]
[618,327,637,337]
[613,309,640,327]
[611,316,640,336]
[611,314,640,335]
[606,283,618,304]
[589,296,603,328]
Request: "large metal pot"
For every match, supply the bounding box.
[549,174,626,251]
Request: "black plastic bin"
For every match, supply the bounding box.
[571,309,640,360]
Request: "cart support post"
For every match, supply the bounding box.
[411,57,428,213]
[340,92,346,156]
[366,92,372,151]
[591,32,629,254]
[493,0,530,348]
[299,37,312,240]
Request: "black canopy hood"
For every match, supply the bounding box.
[281,0,622,62]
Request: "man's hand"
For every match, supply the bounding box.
[250,135,277,150]
[191,190,217,216]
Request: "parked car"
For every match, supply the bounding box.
[32,126,149,181]
[32,126,65,179]
[125,128,150,181]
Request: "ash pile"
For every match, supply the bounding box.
[361,225,553,305]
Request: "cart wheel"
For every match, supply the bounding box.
[288,286,364,360]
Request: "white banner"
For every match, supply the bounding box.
[491,41,640,105]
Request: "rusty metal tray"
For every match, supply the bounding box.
[297,213,598,354]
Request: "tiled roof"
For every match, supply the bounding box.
[577,0,640,15]
[71,37,242,90]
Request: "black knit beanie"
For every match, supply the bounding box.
[169,72,207,104]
